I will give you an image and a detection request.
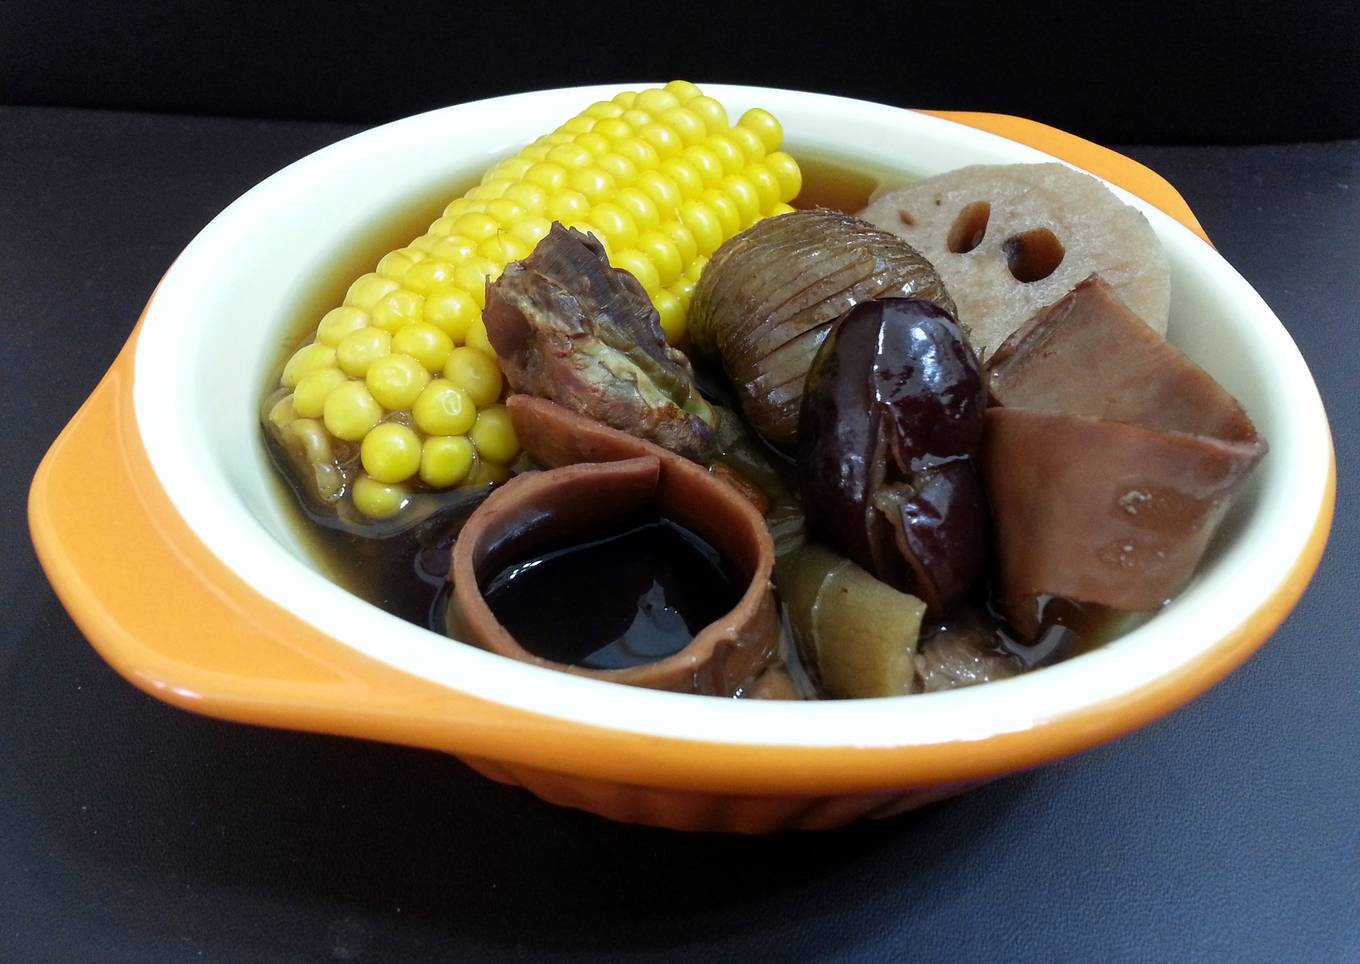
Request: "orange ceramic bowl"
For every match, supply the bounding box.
[29,85,1334,832]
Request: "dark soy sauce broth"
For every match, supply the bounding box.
[482,516,740,670]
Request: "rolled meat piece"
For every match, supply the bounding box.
[982,276,1267,637]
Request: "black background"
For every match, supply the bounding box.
[3,3,1359,962]
[2,0,1358,144]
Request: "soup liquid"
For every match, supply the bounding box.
[482,517,740,671]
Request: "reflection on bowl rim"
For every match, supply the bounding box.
[29,84,1335,799]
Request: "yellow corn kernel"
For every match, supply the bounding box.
[620,108,653,129]
[634,89,680,114]
[403,260,458,296]
[427,235,478,262]
[682,145,725,188]
[653,289,685,342]
[659,220,698,266]
[524,161,568,192]
[344,273,400,310]
[443,346,503,407]
[612,248,660,296]
[547,190,592,222]
[464,317,495,356]
[485,198,526,225]
[392,322,453,373]
[281,343,337,389]
[659,108,707,147]
[639,123,685,159]
[594,117,634,142]
[361,422,423,484]
[478,233,533,265]
[613,187,660,232]
[585,100,625,119]
[420,435,476,487]
[678,200,724,257]
[336,326,392,377]
[771,201,797,217]
[316,306,370,346]
[590,203,638,252]
[672,276,697,305]
[612,90,638,108]
[323,381,383,441]
[370,288,425,331]
[704,134,745,176]
[766,152,802,202]
[413,379,477,436]
[453,212,499,241]
[546,143,592,170]
[660,157,704,200]
[469,405,520,464]
[422,286,478,343]
[685,254,709,283]
[614,137,662,171]
[508,216,553,250]
[745,163,780,212]
[366,353,430,411]
[636,232,682,288]
[572,132,611,156]
[739,108,783,153]
[635,170,681,211]
[502,181,549,215]
[687,96,729,131]
[376,247,428,281]
[595,152,638,184]
[722,174,762,228]
[702,188,741,237]
[292,368,349,418]
[663,79,703,102]
[352,474,408,519]
[728,125,766,164]
[455,259,500,308]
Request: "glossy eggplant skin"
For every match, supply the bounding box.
[797,298,987,615]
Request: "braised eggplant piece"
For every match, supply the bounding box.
[983,276,1267,636]
[483,223,717,462]
[798,298,987,615]
[688,210,954,448]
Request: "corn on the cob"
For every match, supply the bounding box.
[267,81,802,520]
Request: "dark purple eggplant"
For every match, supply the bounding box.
[797,298,987,615]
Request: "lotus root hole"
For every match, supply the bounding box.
[947,201,991,254]
[1003,228,1065,282]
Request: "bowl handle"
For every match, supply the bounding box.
[28,327,566,754]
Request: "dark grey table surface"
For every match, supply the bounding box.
[2,106,1356,963]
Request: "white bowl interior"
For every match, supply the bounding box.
[131,84,1331,750]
